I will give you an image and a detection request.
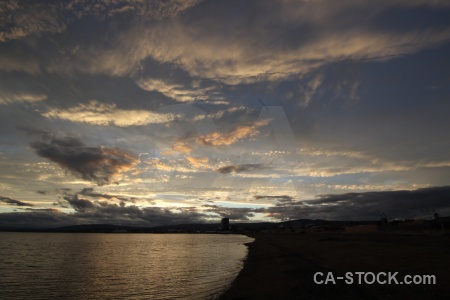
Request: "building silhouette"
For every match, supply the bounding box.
[221,218,230,230]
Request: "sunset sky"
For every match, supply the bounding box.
[1,0,450,227]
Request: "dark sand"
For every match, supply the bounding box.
[220,232,450,299]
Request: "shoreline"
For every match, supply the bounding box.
[220,232,450,299]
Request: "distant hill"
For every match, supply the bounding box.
[0,218,382,233]
[2,217,447,233]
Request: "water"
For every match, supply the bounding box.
[0,233,253,300]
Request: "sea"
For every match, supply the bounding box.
[0,232,253,300]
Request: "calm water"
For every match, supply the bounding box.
[0,233,253,300]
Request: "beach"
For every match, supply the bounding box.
[220,232,450,299]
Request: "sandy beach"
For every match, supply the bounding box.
[220,232,450,299]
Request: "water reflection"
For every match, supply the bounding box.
[0,233,253,300]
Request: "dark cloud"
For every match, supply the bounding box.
[78,187,139,203]
[81,183,450,224]
[37,190,47,195]
[22,208,60,212]
[0,210,73,228]
[202,204,263,221]
[63,194,96,212]
[61,188,142,212]
[266,186,450,221]
[49,188,205,225]
[0,188,208,228]
[216,164,264,174]
[312,186,450,208]
[0,188,261,227]
[0,196,34,207]
[2,186,450,227]
[25,129,138,185]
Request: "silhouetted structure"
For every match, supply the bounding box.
[221,218,230,230]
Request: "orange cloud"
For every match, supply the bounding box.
[173,140,192,154]
[195,120,270,146]
[162,139,193,156]
[187,156,209,169]
[154,161,174,172]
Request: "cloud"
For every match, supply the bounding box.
[163,119,270,157]
[0,196,34,207]
[195,120,270,146]
[254,195,294,204]
[63,194,96,212]
[148,158,195,173]
[57,188,210,226]
[22,208,60,212]
[137,78,219,103]
[297,147,370,159]
[76,0,450,83]
[0,201,256,227]
[216,164,264,174]
[26,130,138,185]
[292,147,450,177]
[2,186,450,227]
[153,161,176,172]
[0,0,202,42]
[302,75,323,107]
[43,100,176,126]
[77,187,139,203]
[0,92,47,105]
[1,1,450,229]
[0,1,66,42]
[59,188,261,223]
[67,0,203,20]
[202,204,263,220]
[266,186,450,220]
[0,0,203,74]
[186,156,209,169]
[2,0,450,80]
[0,210,73,228]
[167,139,192,155]
[192,106,253,121]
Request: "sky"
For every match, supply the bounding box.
[1,0,450,228]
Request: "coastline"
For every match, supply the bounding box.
[220,232,450,299]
